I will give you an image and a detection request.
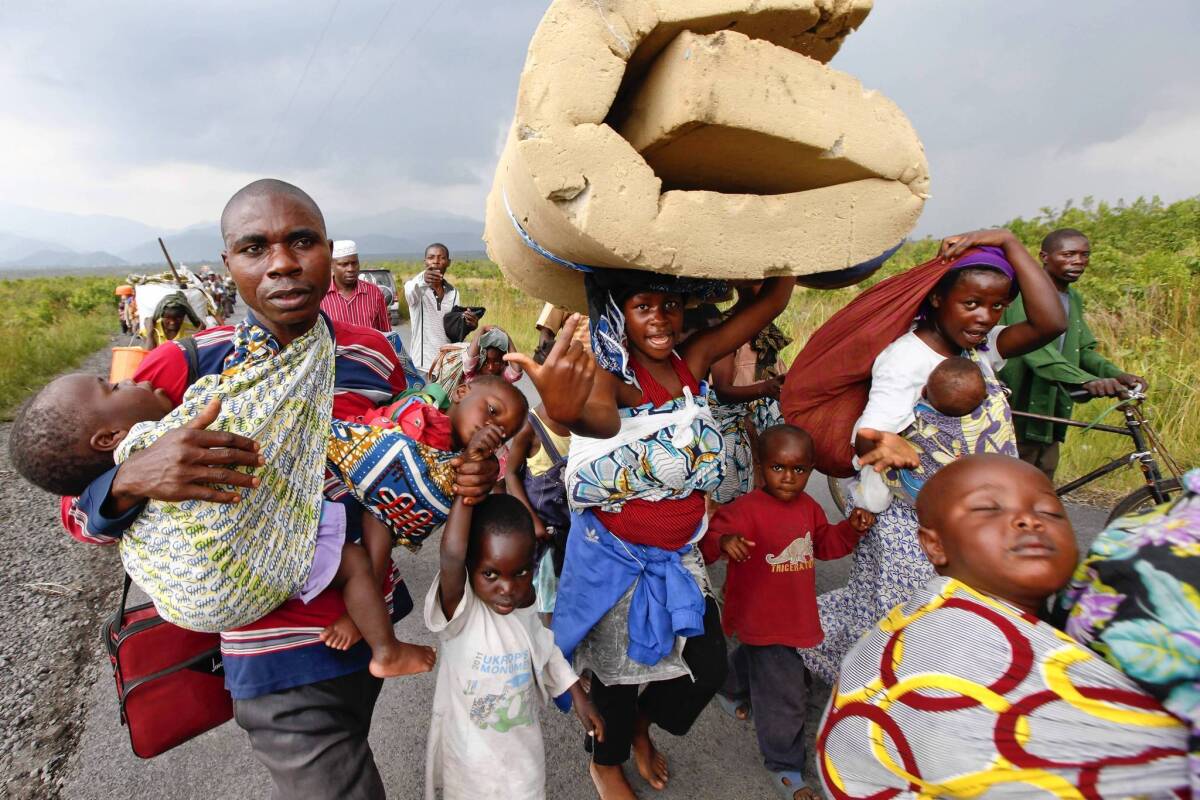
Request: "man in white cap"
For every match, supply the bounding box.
[319,239,391,331]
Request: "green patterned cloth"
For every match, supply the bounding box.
[115,320,334,632]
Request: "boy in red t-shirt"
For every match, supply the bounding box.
[701,424,874,799]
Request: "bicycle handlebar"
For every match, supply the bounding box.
[1066,386,1146,403]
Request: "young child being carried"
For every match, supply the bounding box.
[819,454,1190,798]
[852,355,988,513]
[424,427,603,800]
[12,370,526,676]
[700,424,874,800]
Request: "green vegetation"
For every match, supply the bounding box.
[0,277,120,418]
[371,194,1200,500]
[7,195,1193,499]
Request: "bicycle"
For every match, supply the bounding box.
[826,387,1186,526]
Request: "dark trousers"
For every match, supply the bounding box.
[722,643,810,773]
[234,669,385,800]
[1017,439,1061,481]
[589,596,728,766]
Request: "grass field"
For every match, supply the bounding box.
[2,195,1193,502]
[0,277,121,418]
[375,195,1200,501]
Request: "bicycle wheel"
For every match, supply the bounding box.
[1106,478,1181,526]
[827,474,852,519]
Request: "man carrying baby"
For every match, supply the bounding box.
[34,179,500,799]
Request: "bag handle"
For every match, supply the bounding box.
[117,573,133,629]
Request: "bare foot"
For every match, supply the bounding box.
[631,717,668,790]
[589,762,638,800]
[369,641,437,678]
[319,613,362,650]
[781,776,820,800]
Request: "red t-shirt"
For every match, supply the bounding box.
[701,488,863,648]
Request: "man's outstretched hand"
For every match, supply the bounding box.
[107,397,263,514]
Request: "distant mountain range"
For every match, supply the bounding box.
[0,202,485,270]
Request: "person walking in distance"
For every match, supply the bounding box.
[404,243,477,374]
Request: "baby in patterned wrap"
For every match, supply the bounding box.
[852,356,987,513]
[17,371,521,678]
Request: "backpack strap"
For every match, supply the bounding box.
[178,336,201,386]
[527,411,565,466]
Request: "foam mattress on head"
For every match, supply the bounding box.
[484,0,929,310]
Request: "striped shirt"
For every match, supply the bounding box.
[319,279,391,332]
[63,314,411,699]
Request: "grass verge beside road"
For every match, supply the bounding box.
[372,195,1199,501]
[0,277,119,419]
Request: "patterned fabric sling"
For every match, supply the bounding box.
[115,320,334,632]
[880,348,1017,504]
[325,418,457,550]
[565,384,724,513]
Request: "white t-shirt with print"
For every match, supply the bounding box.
[423,570,579,800]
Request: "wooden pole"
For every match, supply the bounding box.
[157,237,187,287]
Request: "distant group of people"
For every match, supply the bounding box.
[9,177,1196,800]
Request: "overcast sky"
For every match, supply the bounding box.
[1,0,1197,237]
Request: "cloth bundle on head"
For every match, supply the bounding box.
[115,319,335,632]
[153,292,203,327]
[781,246,1015,477]
[332,240,357,258]
[477,327,511,354]
[583,268,728,387]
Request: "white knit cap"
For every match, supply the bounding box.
[332,240,358,258]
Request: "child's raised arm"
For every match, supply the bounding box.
[439,496,472,620]
[681,276,795,381]
[504,418,550,541]
[439,423,505,618]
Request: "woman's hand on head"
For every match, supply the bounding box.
[856,428,919,472]
[938,229,1017,262]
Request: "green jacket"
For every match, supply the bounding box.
[999,286,1124,444]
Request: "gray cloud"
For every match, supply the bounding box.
[0,0,1196,240]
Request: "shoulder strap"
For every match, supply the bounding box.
[527,412,565,465]
[179,336,200,385]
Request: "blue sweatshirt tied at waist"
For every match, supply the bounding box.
[551,509,706,668]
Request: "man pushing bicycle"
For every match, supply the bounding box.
[1000,228,1144,479]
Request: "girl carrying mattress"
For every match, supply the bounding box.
[510,270,794,798]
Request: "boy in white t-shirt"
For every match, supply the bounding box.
[424,423,604,800]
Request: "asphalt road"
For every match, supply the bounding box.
[6,322,1109,800]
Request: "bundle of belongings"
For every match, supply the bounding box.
[482,0,929,310]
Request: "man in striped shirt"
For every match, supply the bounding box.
[319,239,391,332]
[60,181,499,798]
